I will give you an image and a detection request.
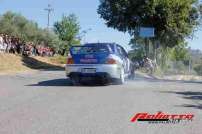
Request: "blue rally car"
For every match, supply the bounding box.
[65,43,131,85]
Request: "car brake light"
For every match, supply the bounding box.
[106,58,117,64]
[67,57,74,64]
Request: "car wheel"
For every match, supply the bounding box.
[116,69,125,85]
[94,75,109,86]
[100,77,110,86]
[70,75,81,86]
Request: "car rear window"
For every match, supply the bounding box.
[71,45,110,54]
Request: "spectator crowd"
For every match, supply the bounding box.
[0,33,55,57]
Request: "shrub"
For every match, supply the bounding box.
[194,64,202,75]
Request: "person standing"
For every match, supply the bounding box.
[7,36,12,53]
[16,38,21,54]
[143,56,154,75]
[2,34,7,53]
[0,34,4,52]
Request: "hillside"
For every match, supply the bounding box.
[0,53,65,74]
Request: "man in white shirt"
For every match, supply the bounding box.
[144,56,154,75]
[0,34,4,52]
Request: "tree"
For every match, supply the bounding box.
[0,11,67,53]
[0,11,82,55]
[97,0,202,48]
[0,11,52,45]
[54,14,80,55]
[0,11,20,37]
[128,38,146,60]
[170,43,190,61]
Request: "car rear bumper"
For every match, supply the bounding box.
[65,64,121,79]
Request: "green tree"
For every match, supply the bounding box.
[0,11,20,37]
[170,43,190,61]
[0,12,46,43]
[0,11,62,50]
[54,14,80,55]
[128,38,145,60]
[97,0,202,48]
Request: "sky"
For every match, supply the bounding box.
[0,0,201,51]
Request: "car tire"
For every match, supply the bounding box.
[70,75,81,86]
[100,77,110,86]
[115,69,125,85]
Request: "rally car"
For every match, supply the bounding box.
[65,43,131,85]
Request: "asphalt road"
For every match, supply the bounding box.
[0,71,201,134]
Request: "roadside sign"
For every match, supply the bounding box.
[139,27,155,38]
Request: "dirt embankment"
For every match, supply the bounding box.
[0,53,65,75]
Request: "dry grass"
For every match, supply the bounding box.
[49,56,66,65]
[0,53,31,74]
[0,53,64,74]
[32,56,65,67]
[136,71,202,81]
[163,75,202,81]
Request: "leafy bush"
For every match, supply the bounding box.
[194,64,202,75]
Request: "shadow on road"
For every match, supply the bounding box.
[22,56,64,71]
[28,78,73,86]
[28,78,111,87]
[160,91,202,110]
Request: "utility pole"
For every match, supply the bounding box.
[81,28,92,43]
[44,4,54,30]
